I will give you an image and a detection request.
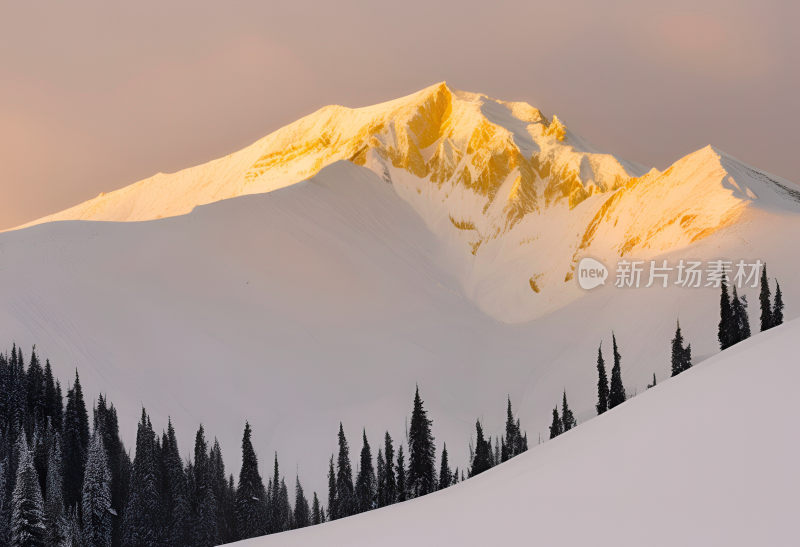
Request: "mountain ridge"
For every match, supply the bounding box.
[10,83,800,322]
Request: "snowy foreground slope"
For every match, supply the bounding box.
[235,320,800,547]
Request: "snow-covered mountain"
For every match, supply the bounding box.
[234,318,800,547]
[1,83,798,497]
[15,82,799,322]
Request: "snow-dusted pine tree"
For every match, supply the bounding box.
[609,334,626,408]
[11,432,47,547]
[234,422,267,539]
[596,343,609,415]
[407,387,436,497]
[760,265,773,331]
[773,281,784,327]
[561,391,576,432]
[82,430,113,547]
[354,430,375,513]
[44,440,67,545]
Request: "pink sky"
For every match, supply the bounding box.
[1,0,797,229]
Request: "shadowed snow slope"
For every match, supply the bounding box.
[234,318,800,547]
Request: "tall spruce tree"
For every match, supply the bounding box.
[718,276,735,350]
[82,430,113,547]
[375,448,385,508]
[438,443,452,490]
[293,477,310,529]
[209,440,234,543]
[62,371,90,510]
[760,265,773,331]
[326,456,336,521]
[382,432,396,507]
[596,343,609,415]
[773,281,784,327]
[311,492,322,525]
[44,439,66,545]
[334,424,355,519]
[354,430,375,513]
[608,334,626,408]
[11,432,46,547]
[671,321,692,376]
[470,421,492,477]
[161,420,190,547]
[122,410,160,547]
[234,422,266,540]
[731,287,751,343]
[0,457,9,546]
[407,387,436,498]
[503,397,520,460]
[561,392,576,432]
[190,425,218,547]
[395,445,406,503]
[549,407,563,439]
[94,395,130,547]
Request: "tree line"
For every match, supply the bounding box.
[0,348,539,547]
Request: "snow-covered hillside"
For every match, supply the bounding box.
[234,318,800,547]
[1,84,799,498]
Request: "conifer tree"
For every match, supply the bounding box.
[596,344,609,415]
[190,425,218,547]
[122,410,160,547]
[731,287,751,343]
[549,407,562,439]
[561,391,576,432]
[438,443,452,490]
[161,420,190,547]
[269,453,281,533]
[62,371,90,510]
[395,445,406,503]
[311,492,321,525]
[671,321,692,376]
[718,276,735,350]
[608,334,626,408]
[326,456,336,521]
[760,265,773,331]
[43,361,62,432]
[234,422,266,540]
[0,457,9,546]
[334,424,355,519]
[354,430,375,513]
[277,478,291,532]
[375,448,385,508]
[503,397,521,460]
[11,432,47,547]
[82,430,113,547]
[469,421,492,477]
[94,395,130,547]
[773,281,784,327]
[43,439,66,545]
[293,477,310,529]
[209,439,233,543]
[382,432,396,507]
[25,347,46,434]
[407,387,436,497]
